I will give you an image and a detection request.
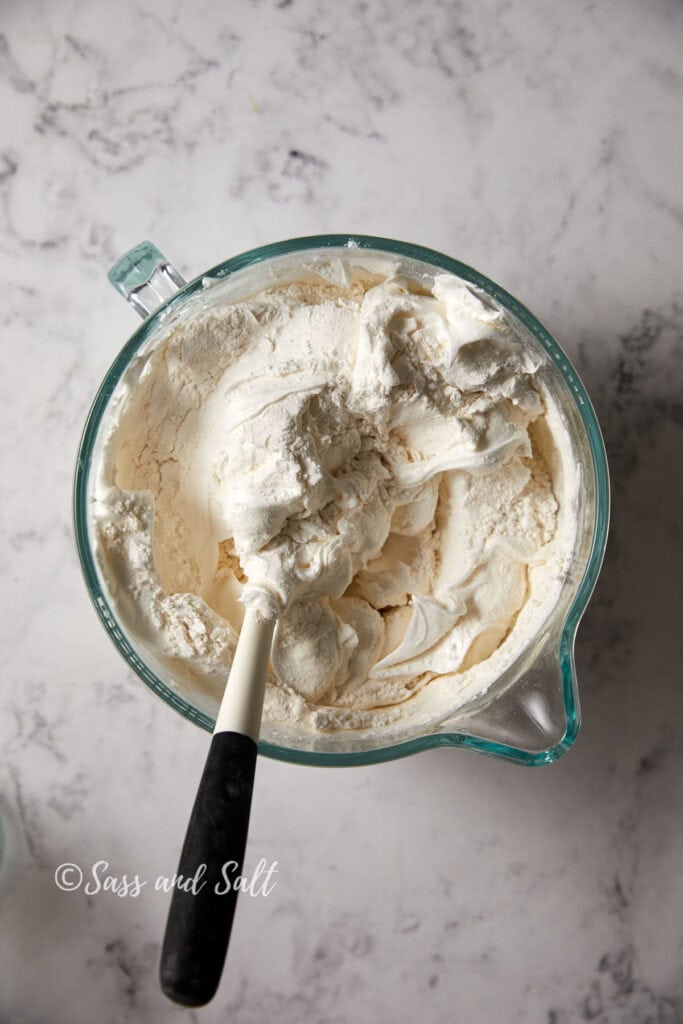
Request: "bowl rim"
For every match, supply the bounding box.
[73,233,610,768]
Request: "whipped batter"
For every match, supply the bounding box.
[95,259,578,732]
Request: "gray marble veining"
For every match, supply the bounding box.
[1,0,682,1021]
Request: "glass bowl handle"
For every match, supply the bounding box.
[108,241,186,320]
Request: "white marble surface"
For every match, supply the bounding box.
[1,0,682,1020]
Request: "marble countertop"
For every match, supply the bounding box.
[1,0,682,1020]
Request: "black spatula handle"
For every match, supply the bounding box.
[159,730,257,1007]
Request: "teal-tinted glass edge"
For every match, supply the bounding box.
[73,233,610,768]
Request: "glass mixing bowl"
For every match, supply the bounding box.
[74,235,609,767]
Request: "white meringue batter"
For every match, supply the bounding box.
[94,258,578,733]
